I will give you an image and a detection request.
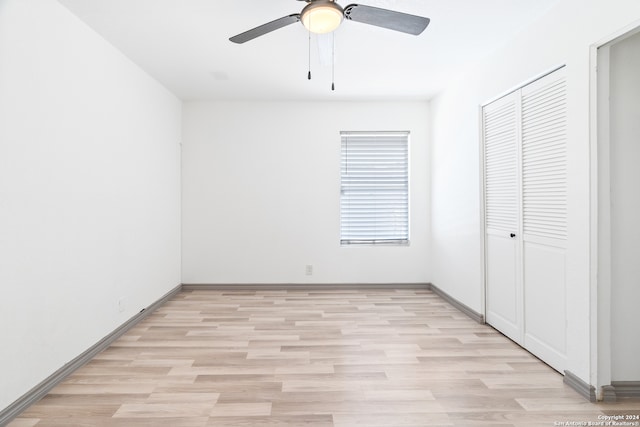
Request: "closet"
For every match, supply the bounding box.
[482,67,568,372]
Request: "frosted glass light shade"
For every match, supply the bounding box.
[301,1,344,34]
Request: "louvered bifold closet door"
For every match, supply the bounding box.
[521,73,568,241]
[485,95,519,235]
[520,67,568,373]
[483,92,522,344]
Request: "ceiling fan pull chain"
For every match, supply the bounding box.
[307,16,312,80]
[331,31,335,91]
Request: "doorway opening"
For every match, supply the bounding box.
[591,23,640,401]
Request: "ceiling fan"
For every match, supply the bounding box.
[229,0,430,44]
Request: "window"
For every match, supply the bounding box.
[340,131,409,245]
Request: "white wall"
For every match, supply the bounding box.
[429,85,484,312]
[182,101,429,284]
[609,31,640,381]
[429,0,640,385]
[0,0,181,410]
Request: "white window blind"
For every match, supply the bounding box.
[340,131,409,245]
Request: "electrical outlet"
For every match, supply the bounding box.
[118,298,126,313]
[305,265,313,276]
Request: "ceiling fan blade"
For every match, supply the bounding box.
[343,4,429,35]
[230,14,301,44]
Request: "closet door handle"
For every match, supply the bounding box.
[510,233,516,238]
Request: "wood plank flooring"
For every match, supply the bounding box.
[9,288,640,426]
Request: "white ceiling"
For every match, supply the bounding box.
[58,0,560,101]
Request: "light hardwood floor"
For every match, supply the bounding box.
[9,288,640,426]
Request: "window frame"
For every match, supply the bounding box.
[339,130,410,246]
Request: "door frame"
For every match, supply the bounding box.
[588,19,640,401]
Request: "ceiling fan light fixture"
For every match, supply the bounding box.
[301,1,344,34]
